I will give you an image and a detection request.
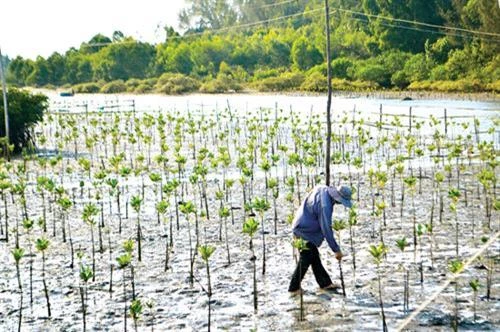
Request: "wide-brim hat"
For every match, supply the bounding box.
[330,185,353,208]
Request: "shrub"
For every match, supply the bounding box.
[251,68,283,81]
[391,71,410,89]
[432,79,484,92]
[408,80,484,93]
[125,79,142,92]
[353,64,390,88]
[486,81,500,93]
[407,80,432,91]
[331,58,354,79]
[154,73,200,94]
[0,88,48,153]
[300,71,327,92]
[200,76,242,93]
[134,83,154,94]
[73,82,101,93]
[402,54,435,82]
[252,72,305,92]
[349,80,379,91]
[429,65,449,81]
[100,80,127,94]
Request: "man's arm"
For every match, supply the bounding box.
[319,189,340,253]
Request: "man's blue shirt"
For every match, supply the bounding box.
[292,185,340,253]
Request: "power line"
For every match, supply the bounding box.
[82,4,500,47]
[333,6,500,38]
[331,10,500,44]
[167,6,322,40]
[259,0,298,9]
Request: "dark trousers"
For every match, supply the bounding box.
[288,241,333,291]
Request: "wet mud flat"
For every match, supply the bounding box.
[0,167,498,331]
[0,99,498,331]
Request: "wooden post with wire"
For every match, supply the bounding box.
[324,0,332,186]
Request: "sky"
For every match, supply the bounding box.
[0,0,186,60]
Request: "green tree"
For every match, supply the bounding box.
[0,88,47,153]
[291,37,323,71]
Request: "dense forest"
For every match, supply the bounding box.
[4,0,500,93]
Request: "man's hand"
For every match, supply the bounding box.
[335,251,343,261]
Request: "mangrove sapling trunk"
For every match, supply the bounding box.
[99,200,104,253]
[108,230,113,296]
[404,176,417,260]
[416,224,425,284]
[220,207,231,265]
[199,245,216,332]
[369,244,388,332]
[252,197,270,275]
[448,188,461,257]
[118,190,123,233]
[67,214,75,269]
[333,219,347,297]
[243,218,259,312]
[180,201,196,286]
[12,246,24,299]
[396,237,410,314]
[79,265,93,332]
[36,238,51,317]
[1,191,9,241]
[268,178,279,235]
[292,238,308,321]
[117,253,132,332]
[131,265,136,301]
[131,195,143,262]
[469,279,479,322]
[83,203,99,281]
[449,260,463,332]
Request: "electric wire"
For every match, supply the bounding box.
[333,6,500,38]
[83,4,500,48]
[329,10,500,44]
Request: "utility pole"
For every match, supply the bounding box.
[324,0,333,186]
[0,47,10,161]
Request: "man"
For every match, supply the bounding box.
[288,185,353,294]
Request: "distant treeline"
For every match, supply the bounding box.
[4,0,500,93]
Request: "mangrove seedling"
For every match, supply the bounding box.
[179,201,197,286]
[199,244,216,331]
[130,299,143,332]
[448,187,461,257]
[130,195,143,261]
[219,206,231,265]
[35,237,51,317]
[22,218,34,305]
[469,279,480,322]
[252,196,270,275]
[369,243,388,332]
[117,252,132,332]
[156,200,171,271]
[292,238,308,321]
[449,259,464,332]
[332,219,347,297]
[242,217,259,312]
[396,237,410,314]
[403,176,417,260]
[79,265,93,331]
[82,203,99,281]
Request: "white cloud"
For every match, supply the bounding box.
[0,0,186,59]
